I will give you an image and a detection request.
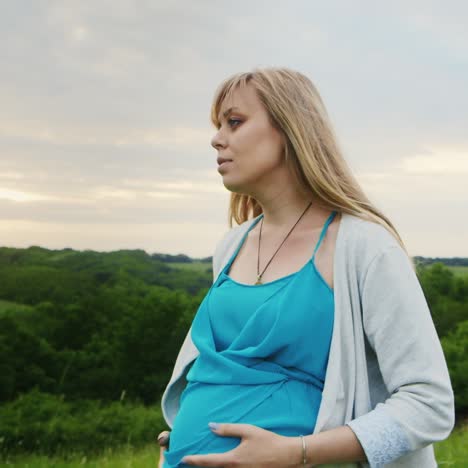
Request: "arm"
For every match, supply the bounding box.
[344,246,455,466]
[284,425,367,466]
[181,423,366,467]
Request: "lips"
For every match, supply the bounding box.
[217,156,233,165]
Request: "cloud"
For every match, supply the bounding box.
[0,171,25,180]
[399,146,468,175]
[0,189,57,203]
[0,119,215,150]
[0,1,467,255]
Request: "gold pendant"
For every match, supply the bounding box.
[255,275,263,285]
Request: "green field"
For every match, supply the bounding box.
[447,265,468,277]
[0,299,32,315]
[3,422,467,467]
[1,444,160,468]
[170,263,468,278]
[168,261,211,273]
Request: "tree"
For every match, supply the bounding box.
[441,320,468,414]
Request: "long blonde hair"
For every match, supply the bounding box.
[210,67,410,257]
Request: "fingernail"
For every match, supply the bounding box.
[208,422,219,431]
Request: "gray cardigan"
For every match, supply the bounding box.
[161,212,455,467]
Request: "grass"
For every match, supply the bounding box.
[447,265,468,277]
[3,422,467,467]
[168,262,211,273]
[0,300,32,315]
[434,420,468,467]
[1,444,160,467]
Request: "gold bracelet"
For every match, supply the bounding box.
[299,435,307,465]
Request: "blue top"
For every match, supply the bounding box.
[163,211,337,467]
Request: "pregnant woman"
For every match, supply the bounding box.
[158,67,454,467]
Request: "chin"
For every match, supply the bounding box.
[222,179,247,194]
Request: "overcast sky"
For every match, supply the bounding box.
[1,1,467,257]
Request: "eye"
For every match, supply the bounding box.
[228,118,242,128]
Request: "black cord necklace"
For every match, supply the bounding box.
[255,201,313,285]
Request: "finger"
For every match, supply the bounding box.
[157,430,171,447]
[182,452,234,467]
[209,422,254,438]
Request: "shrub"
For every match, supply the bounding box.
[0,389,164,458]
[441,320,468,414]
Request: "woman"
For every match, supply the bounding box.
[157,67,454,467]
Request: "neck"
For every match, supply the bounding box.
[241,166,331,229]
[253,188,325,230]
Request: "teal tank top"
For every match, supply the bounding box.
[163,211,337,468]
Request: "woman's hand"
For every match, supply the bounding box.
[181,422,302,467]
[157,430,170,468]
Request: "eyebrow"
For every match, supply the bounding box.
[218,106,240,122]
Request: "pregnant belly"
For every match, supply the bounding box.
[163,378,322,468]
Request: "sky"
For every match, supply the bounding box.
[0,1,467,258]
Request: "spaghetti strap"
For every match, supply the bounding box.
[312,211,337,260]
[222,211,336,280]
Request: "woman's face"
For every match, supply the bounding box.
[211,84,285,195]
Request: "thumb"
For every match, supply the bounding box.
[209,422,254,438]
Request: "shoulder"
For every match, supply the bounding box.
[335,212,411,280]
[212,216,260,280]
[338,212,402,257]
[214,217,255,255]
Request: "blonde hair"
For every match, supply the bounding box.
[210,67,410,258]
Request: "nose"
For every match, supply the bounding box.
[211,130,226,150]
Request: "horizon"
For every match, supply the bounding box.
[1,243,467,261]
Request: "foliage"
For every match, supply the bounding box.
[442,321,468,413]
[417,263,468,336]
[414,256,468,267]
[0,389,164,457]
[0,246,212,406]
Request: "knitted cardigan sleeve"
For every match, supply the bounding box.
[346,245,455,467]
